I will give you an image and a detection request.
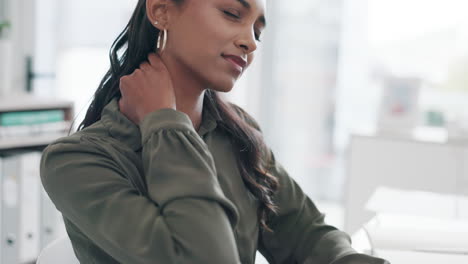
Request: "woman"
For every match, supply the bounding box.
[40,0,390,263]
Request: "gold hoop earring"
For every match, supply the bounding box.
[157,29,167,53]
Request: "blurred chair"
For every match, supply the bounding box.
[36,235,79,264]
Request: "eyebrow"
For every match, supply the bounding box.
[235,0,267,27]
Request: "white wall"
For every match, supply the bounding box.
[32,0,58,98]
[334,0,371,153]
[52,0,135,129]
[0,0,35,96]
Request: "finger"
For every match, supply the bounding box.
[139,62,151,72]
[126,67,138,77]
[148,52,166,71]
[147,52,159,65]
[119,74,136,90]
[119,75,128,88]
[130,68,142,77]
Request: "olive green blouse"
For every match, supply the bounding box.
[40,96,389,264]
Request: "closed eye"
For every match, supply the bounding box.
[223,11,240,19]
[223,10,262,42]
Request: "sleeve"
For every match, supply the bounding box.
[257,152,390,264]
[40,108,241,264]
[229,104,390,264]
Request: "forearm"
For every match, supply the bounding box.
[140,108,241,263]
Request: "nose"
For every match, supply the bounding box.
[235,28,258,54]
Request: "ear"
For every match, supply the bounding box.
[146,0,172,29]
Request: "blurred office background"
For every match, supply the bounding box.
[1,0,468,263]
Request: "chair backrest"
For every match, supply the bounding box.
[36,235,80,264]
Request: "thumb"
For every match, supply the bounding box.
[148,52,167,71]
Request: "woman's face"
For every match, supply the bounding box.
[155,0,267,92]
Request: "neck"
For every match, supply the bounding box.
[160,52,206,132]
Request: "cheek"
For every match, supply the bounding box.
[176,11,225,51]
[165,8,240,87]
[193,10,234,55]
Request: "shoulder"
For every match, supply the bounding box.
[41,120,125,170]
[40,124,130,194]
[43,120,103,150]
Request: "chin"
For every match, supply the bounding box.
[215,84,234,93]
[208,77,236,93]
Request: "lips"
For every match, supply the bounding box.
[222,54,247,69]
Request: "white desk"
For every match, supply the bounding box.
[351,214,468,264]
[345,131,468,234]
[375,249,468,264]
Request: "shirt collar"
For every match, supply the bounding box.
[198,93,223,138]
[100,96,222,151]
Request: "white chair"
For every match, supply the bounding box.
[36,235,80,264]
